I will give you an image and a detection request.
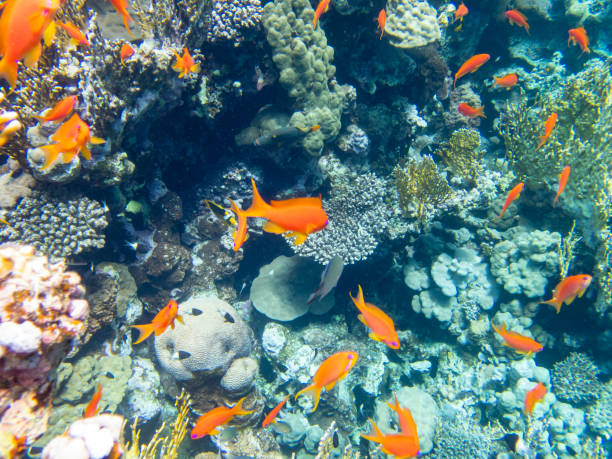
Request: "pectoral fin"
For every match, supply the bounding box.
[325,380,337,391]
[23,43,42,68]
[368,332,384,342]
[290,232,308,245]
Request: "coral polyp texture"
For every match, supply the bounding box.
[384,0,441,49]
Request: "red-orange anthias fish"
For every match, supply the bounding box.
[173,47,200,78]
[454,2,468,23]
[131,299,184,344]
[40,113,105,170]
[190,397,253,439]
[497,182,524,219]
[568,27,590,54]
[493,73,518,90]
[57,21,90,47]
[377,9,386,40]
[541,274,592,313]
[0,0,60,88]
[109,0,134,36]
[454,53,490,88]
[458,102,485,118]
[0,432,26,459]
[84,384,102,418]
[537,112,557,149]
[229,179,329,251]
[553,165,570,207]
[295,351,358,412]
[350,285,399,349]
[120,43,135,65]
[361,418,420,459]
[36,95,77,123]
[262,394,290,428]
[492,323,543,355]
[524,382,547,416]
[387,393,419,442]
[505,9,529,34]
[312,0,330,28]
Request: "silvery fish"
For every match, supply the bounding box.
[307,256,344,305]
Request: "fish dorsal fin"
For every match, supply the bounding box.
[245,179,270,216]
[269,196,322,207]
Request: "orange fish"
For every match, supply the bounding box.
[40,113,105,170]
[0,433,26,459]
[491,323,543,355]
[553,166,570,207]
[387,393,418,442]
[57,21,89,47]
[497,182,524,219]
[457,102,485,118]
[377,9,386,39]
[229,179,329,251]
[190,397,253,439]
[84,384,102,418]
[493,73,518,89]
[109,0,134,36]
[505,9,529,34]
[262,394,290,428]
[295,351,358,412]
[120,43,134,65]
[454,2,468,23]
[0,0,60,88]
[541,274,592,313]
[350,285,399,349]
[524,382,547,416]
[454,53,490,88]
[537,112,557,149]
[131,299,184,344]
[36,95,77,123]
[361,418,419,459]
[312,0,330,28]
[172,47,199,78]
[568,27,590,54]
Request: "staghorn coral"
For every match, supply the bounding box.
[394,155,453,224]
[436,128,482,184]
[207,0,262,44]
[0,193,108,260]
[290,172,391,264]
[551,352,603,406]
[383,0,440,49]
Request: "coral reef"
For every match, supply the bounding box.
[207,0,262,44]
[551,353,603,405]
[383,0,440,50]
[0,159,34,209]
[436,128,483,184]
[586,381,612,440]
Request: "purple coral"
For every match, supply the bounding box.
[207,0,263,44]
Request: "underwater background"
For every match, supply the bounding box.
[0,0,610,457]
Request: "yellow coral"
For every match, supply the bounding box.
[436,128,482,184]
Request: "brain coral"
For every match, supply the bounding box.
[155,293,256,393]
[384,0,441,49]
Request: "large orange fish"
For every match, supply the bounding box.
[553,166,570,207]
[541,274,592,314]
[377,9,386,40]
[295,351,358,412]
[131,299,184,344]
[40,113,105,170]
[454,53,490,88]
[361,418,420,458]
[312,0,330,28]
[120,43,135,66]
[57,21,90,47]
[493,73,518,90]
[172,47,199,78]
[537,112,557,149]
[524,382,546,416]
[190,397,253,439]
[109,0,134,36]
[568,27,590,54]
[84,384,102,418]
[454,2,468,24]
[262,394,289,428]
[0,433,26,459]
[0,0,60,88]
[491,323,543,355]
[387,393,418,442]
[504,9,529,34]
[457,102,485,118]
[350,285,399,349]
[36,95,77,123]
[497,182,524,219]
[229,179,329,251]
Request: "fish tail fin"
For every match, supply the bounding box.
[553,194,559,207]
[122,12,134,37]
[350,284,366,311]
[0,57,18,89]
[537,136,546,149]
[491,322,504,336]
[295,384,322,412]
[361,418,384,443]
[477,106,486,118]
[131,323,156,344]
[246,179,270,215]
[232,396,254,416]
[541,298,562,314]
[228,198,248,251]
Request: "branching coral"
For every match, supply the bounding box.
[394,155,453,224]
[551,353,603,406]
[436,128,482,184]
